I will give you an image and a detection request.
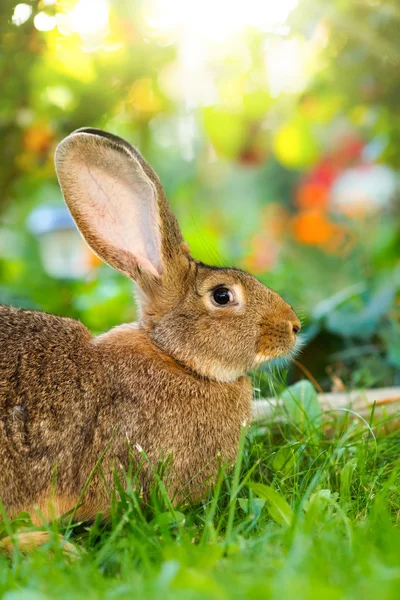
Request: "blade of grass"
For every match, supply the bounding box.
[225,422,248,547]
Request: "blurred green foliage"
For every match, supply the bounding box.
[0,0,399,389]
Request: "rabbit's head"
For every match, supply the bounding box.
[55,129,300,382]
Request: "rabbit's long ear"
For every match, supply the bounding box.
[55,128,187,292]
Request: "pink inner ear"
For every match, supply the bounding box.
[77,160,162,277]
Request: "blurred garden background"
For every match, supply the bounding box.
[0,0,399,391]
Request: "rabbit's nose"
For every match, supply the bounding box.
[291,321,301,334]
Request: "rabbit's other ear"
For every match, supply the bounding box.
[55,128,187,293]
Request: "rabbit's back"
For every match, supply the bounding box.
[0,306,101,515]
[0,306,95,421]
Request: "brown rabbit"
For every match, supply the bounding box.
[0,128,300,549]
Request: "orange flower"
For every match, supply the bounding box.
[295,181,329,211]
[84,245,103,269]
[292,210,351,254]
[292,210,337,245]
[23,124,54,154]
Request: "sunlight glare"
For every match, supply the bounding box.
[69,0,109,37]
[144,0,298,40]
[266,38,308,97]
[34,11,57,32]
[12,3,32,26]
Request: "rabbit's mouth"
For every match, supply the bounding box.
[253,334,304,367]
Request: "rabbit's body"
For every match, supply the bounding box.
[0,305,251,522]
[0,128,300,532]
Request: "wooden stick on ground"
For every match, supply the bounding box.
[252,387,400,424]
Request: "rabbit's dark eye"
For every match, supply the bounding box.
[212,287,234,306]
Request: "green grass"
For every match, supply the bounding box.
[0,381,399,600]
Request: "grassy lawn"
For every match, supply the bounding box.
[0,382,399,600]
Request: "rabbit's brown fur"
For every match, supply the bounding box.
[0,128,300,527]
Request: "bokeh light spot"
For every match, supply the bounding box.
[12,3,32,26]
[34,12,57,32]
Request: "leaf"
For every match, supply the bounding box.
[303,489,339,527]
[248,483,294,526]
[306,489,339,507]
[238,497,265,518]
[387,330,400,367]
[326,283,395,339]
[203,106,246,159]
[340,459,357,502]
[272,447,296,477]
[242,89,271,119]
[150,511,185,529]
[173,567,227,599]
[281,380,321,436]
[313,282,367,320]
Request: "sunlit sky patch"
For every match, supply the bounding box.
[67,0,109,37]
[13,0,306,99]
[143,0,298,40]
